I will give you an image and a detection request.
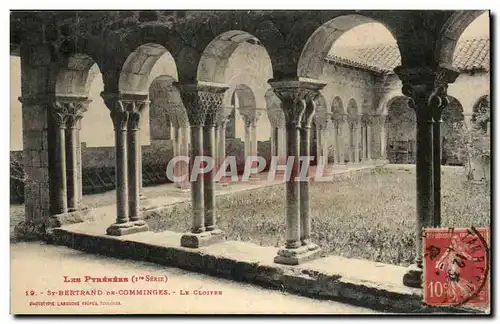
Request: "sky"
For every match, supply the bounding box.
[332,12,490,48]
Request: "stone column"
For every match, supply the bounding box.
[124,95,149,225]
[61,96,89,212]
[270,78,325,266]
[395,65,459,288]
[354,115,361,163]
[276,113,287,173]
[250,110,264,181]
[299,98,320,251]
[315,113,329,173]
[177,82,228,248]
[216,105,233,186]
[366,115,373,161]
[50,101,69,215]
[101,93,148,236]
[432,73,459,227]
[361,122,367,162]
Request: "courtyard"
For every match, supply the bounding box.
[10,164,490,267]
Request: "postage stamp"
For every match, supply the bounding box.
[423,227,490,307]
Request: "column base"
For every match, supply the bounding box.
[402,263,423,288]
[274,243,322,266]
[180,229,225,248]
[13,220,47,241]
[106,220,149,236]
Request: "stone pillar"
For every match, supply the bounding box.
[124,95,149,224]
[366,115,373,161]
[354,115,361,163]
[50,101,69,215]
[299,98,320,251]
[177,82,228,248]
[76,119,85,209]
[276,117,287,173]
[361,123,367,162]
[216,105,233,186]
[395,65,459,288]
[269,78,325,266]
[250,110,264,181]
[101,93,149,236]
[61,96,90,212]
[314,113,329,173]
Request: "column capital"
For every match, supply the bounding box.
[394,65,459,119]
[314,113,329,130]
[175,81,229,127]
[268,77,326,127]
[52,95,91,129]
[361,113,374,126]
[100,92,149,131]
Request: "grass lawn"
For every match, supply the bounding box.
[145,166,490,267]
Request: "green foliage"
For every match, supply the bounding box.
[451,100,491,181]
[144,167,490,266]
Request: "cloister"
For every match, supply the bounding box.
[10,10,490,289]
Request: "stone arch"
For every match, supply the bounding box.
[386,96,416,164]
[55,53,99,96]
[347,98,358,116]
[119,43,178,94]
[331,96,344,115]
[232,84,257,115]
[148,75,188,141]
[472,94,490,130]
[437,10,488,66]
[198,30,272,83]
[297,14,398,79]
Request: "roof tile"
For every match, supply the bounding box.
[326,37,489,73]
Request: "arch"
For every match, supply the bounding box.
[119,43,178,94]
[148,75,187,140]
[331,96,344,115]
[472,94,490,131]
[442,96,465,123]
[297,14,398,79]
[198,30,271,83]
[437,10,488,65]
[386,96,417,164]
[55,53,99,96]
[347,98,358,116]
[231,84,257,113]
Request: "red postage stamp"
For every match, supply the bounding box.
[423,227,490,307]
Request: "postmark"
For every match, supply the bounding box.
[423,227,489,307]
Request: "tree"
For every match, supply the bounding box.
[452,97,490,182]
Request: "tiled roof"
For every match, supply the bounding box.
[326,37,490,73]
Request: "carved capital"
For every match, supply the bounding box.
[394,65,459,120]
[176,82,229,127]
[52,95,90,129]
[361,114,374,126]
[100,92,148,131]
[314,113,329,130]
[268,77,326,127]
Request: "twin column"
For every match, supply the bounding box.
[101,93,149,236]
[394,65,459,288]
[269,78,325,265]
[50,96,90,215]
[177,82,229,248]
